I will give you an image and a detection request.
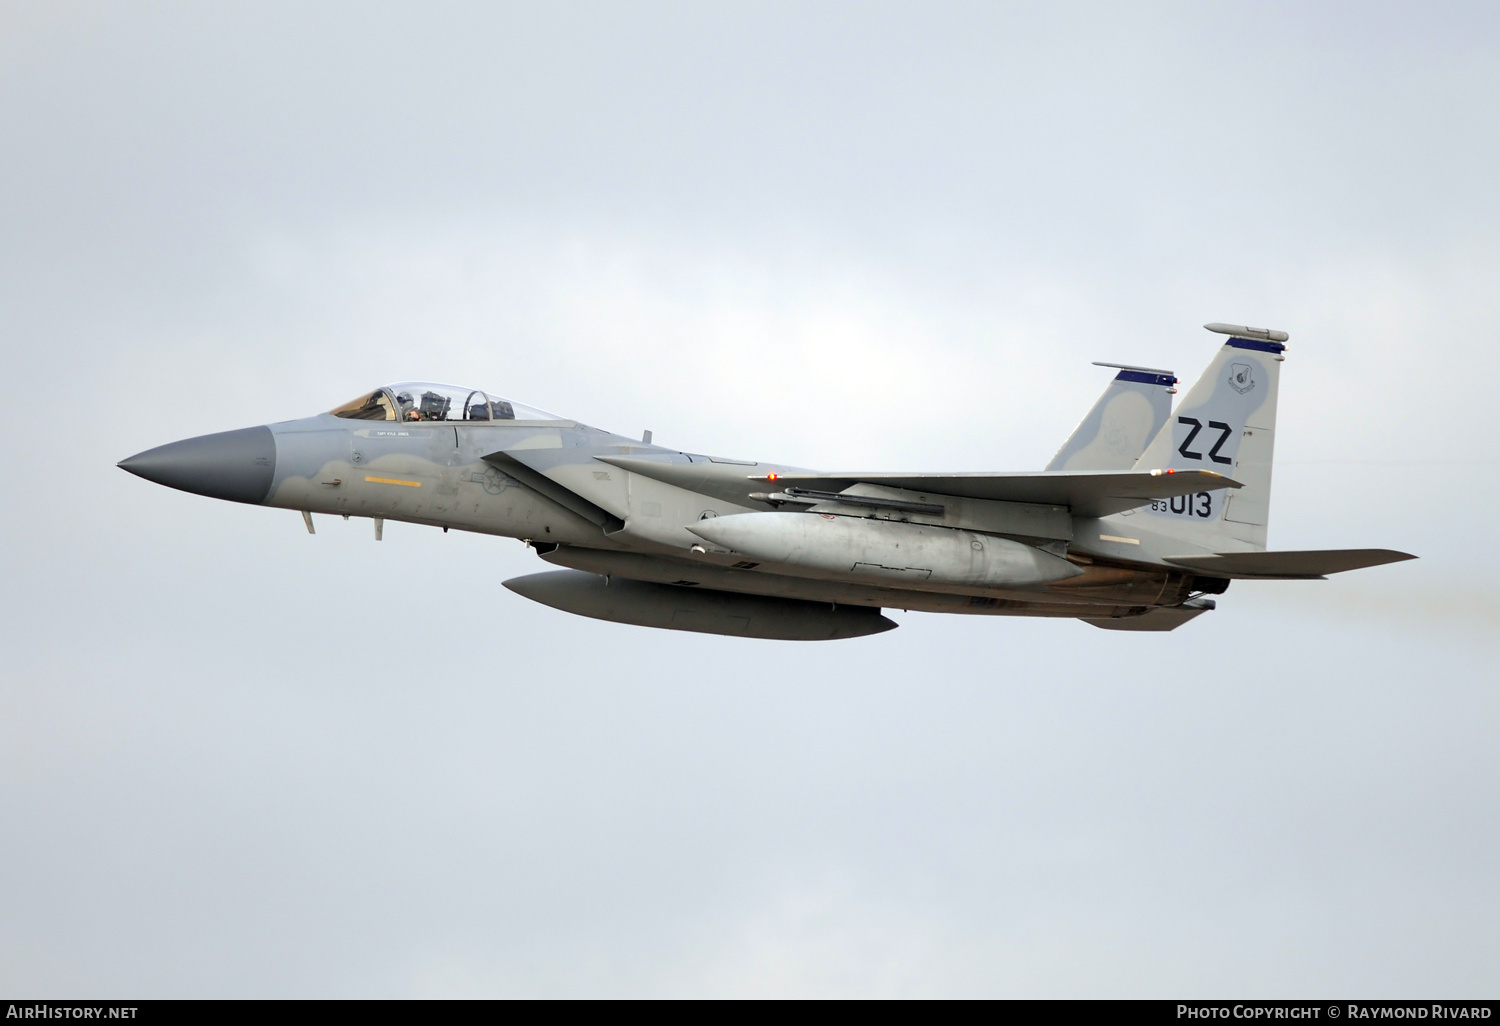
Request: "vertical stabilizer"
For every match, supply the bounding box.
[1124,324,1288,550]
[1046,364,1178,471]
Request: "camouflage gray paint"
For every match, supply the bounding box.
[118,325,1415,639]
[1045,363,1177,472]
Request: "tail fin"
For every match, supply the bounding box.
[1046,363,1178,471]
[1126,323,1287,550]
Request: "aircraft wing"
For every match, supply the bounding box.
[600,457,1240,517]
[1164,549,1416,579]
[757,469,1242,518]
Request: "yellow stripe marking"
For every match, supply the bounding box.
[364,475,422,488]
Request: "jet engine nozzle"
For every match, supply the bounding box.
[688,512,1082,589]
[118,426,277,505]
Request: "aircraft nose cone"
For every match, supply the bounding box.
[118,425,277,504]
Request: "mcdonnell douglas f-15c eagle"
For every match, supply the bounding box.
[119,323,1414,640]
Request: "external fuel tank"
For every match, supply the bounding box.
[503,570,898,640]
[688,512,1082,588]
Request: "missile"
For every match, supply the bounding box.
[688,512,1082,588]
[503,569,898,640]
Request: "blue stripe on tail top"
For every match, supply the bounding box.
[1226,337,1287,354]
[1115,370,1179,387]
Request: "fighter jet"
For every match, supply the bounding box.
[118,323,1414,640]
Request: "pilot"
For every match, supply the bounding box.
[396,392,419,421]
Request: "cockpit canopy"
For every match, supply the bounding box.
[330,382,561,423]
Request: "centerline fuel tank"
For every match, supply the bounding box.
[503,570,897,640]
[688,512,1082,588]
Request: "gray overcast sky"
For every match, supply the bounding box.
[1,0,1497,997]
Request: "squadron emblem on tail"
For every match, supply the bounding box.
[1228,363,1255,394]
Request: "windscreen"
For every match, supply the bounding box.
[330,390,398,421]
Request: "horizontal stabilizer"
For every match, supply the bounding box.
[1164,548,1416,580]
[761,469,1242,518]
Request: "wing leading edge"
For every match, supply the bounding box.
[750,469,1242,518]
[596,456,1242,517]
